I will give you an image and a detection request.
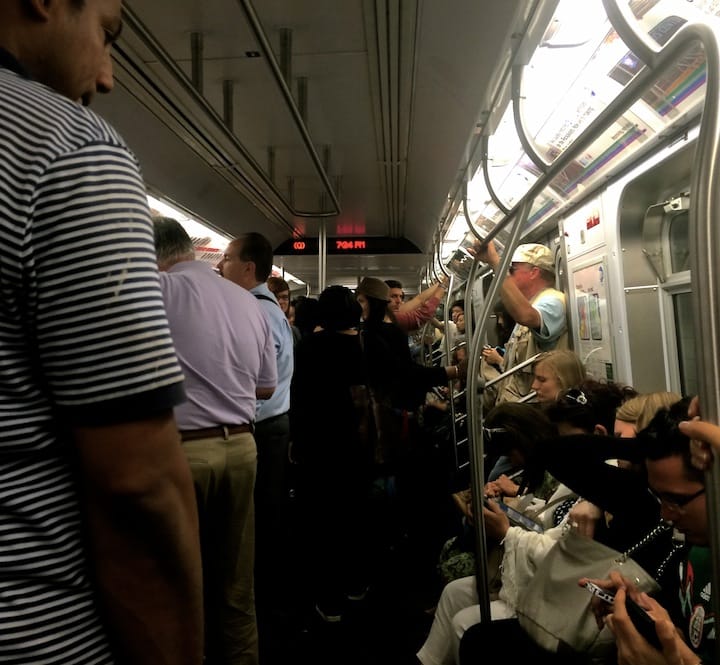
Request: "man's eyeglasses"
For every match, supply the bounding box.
[647,486,705,514]
[276,294,290,301]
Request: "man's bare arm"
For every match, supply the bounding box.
[73,411,203,665]
[398,280,447,313]
[474,241,541,329]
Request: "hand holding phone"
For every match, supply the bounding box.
[584,582,662,650]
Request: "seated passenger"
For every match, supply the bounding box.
[583,400,714,665]
[457,383,685,665]
[486,349,586,482]
[436,403,560,587]
[417,379,631,665]
[540,387,685,587]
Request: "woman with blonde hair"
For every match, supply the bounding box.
[530,349,586,404]
[614,391,682,438]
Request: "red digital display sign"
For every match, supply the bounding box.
[274,236,421,255]
[336,239,366,250]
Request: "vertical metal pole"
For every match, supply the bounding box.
[223,80,234,131]
[686,24,720,665]
[287,176,295,208]
[297,77,308,124]
[279,28,292,86]
[190,32,203,93]
[268,147,276,183]
[318,219,327,293]
[467,198,534,624]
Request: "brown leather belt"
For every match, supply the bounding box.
[180,424,254,442]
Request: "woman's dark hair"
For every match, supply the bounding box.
[484,402,557,493]
[294,296,320,337]
[545,378,637,435]
[267,276,290,294]
[317,286,361,332]
[363,295,394,326]
[637,396,704,484]
[493,300,516,345]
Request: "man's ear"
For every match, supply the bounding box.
[594,424,608,436]
[23,0,53,21]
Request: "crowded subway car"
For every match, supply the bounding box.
[2,0,720,664]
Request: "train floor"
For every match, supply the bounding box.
[257,472,464,664]
[258,428,467,664]
[259,531,442,665]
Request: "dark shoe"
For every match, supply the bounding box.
[345,586,369,601]
[315,603,342,623]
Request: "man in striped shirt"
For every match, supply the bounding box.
[0,1,203,663]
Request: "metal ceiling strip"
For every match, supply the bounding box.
[236,0,341,216]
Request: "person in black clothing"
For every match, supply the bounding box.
[356,277,459,417]
[293,296,320,340]
[290,286,372,623]
[540,384,687,596]
[458,379,684,665]
[356,277,463,594]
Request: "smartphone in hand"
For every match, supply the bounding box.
[584,582,662,650]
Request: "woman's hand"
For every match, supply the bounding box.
[494,474,519,497]
[482,347,504,367]
[567,500,602,538]
[482,499,510,541]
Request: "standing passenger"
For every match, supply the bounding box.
[268,275,301,346]
[218,233,295,657]
[386,278,448,333]
[475,241,568,403]
[291,286,370,623]
[0,2,204,663]
[154,218,277,665]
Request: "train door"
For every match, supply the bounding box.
[608,137,696,394]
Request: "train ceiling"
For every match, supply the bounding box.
[95,0,533,290]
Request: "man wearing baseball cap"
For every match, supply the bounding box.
[476,240,568,403]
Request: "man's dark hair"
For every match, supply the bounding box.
[237,232,273,282]
[152,216,194,264]
[638,397,704,483]
[385,279,402,290]
[451,299,465,311]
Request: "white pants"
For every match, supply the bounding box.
[416,576,515,665]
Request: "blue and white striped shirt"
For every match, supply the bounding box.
[0,49,185,663]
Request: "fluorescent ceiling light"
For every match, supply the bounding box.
[148,195,231,258]
[148,194,305,286]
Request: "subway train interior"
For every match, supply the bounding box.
[88,0,720,662]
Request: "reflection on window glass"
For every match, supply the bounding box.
[673,291,697,396]
[668,210,689,273]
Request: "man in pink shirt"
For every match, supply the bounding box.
[154,217,277,665]
[386,279,448,333]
